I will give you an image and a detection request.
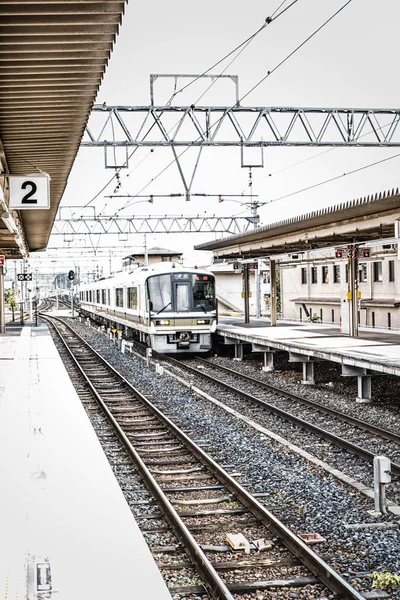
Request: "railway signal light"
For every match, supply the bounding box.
[68,270,75,281]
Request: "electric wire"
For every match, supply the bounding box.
[266,152,400,205]
[83,16,275,211]
[266,119,398,178]
[119,0,353,214]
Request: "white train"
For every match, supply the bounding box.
[78,263,217,353]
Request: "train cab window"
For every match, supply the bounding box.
[127,287,138,309]
[115,288,124,308]
[147,274,172,312]
[192,275,215,311]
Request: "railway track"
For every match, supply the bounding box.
[150,352,400,485]
[42,314,365,600]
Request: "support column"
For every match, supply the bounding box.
[357,375,372,403]
[243,263,250,324]
[234,344,244,361]
[349,244,359,337]
[263,351,274,372]
[302,361,315,385]
[342,364,373,402]
[0,265,5,334]
[270,259,277,326]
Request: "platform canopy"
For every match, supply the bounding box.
[195,189,400,259]
[0,1,127,259]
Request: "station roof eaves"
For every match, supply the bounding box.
[195,188,400,258]
[0,1,127,258]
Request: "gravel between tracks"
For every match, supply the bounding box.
[61,319,400,598]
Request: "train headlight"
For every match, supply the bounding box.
[196,319,210,325]
[156,319,170,326]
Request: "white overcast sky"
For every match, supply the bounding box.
[44,0,400,268]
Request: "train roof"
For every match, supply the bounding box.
[80,263,214,289]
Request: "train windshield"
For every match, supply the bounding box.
[147,274,172,313]
[147,272,216,313]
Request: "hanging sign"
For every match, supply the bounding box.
[9,174,50,210]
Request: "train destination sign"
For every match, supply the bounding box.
[9,174,50,210]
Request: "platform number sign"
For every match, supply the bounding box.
[9,174,50,210]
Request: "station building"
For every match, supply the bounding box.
[196,188,400,334]
[281,245,399,329]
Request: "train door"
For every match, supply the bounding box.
[174,281,190,312]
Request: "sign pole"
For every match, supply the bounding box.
[0,265,5,334]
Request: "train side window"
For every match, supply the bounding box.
[127,287,138,309]
[96,290,100,304]
[115,288,124,307]
[101,289,106,304]
[107,290,110,305]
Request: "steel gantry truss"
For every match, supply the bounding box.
[84,104,400,149]
[52,214,259,237]
[81,75,400,200]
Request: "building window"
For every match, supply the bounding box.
[299,307,302,321]
[127,287,138,310]
[107,290,110,305]
[319,308,323,321]
[311,266,317,284]
[115,288,124,308]
[389,260,395,282]
[388,312,392,329]
[301,267,307,284]
[371,311,375,328]
[359,263,367,283]
[333,265,340,283]
[322,266,329,283]
[161,256,172,262]
[101,289,107,305]
[373,261,382,282]
[331,309,335,322]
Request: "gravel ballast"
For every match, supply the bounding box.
[57,319,400,598]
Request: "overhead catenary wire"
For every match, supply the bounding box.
[83,13,278,211]
[267,152,400,205]
[119,0,353,214]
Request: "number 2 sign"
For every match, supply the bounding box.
[9,174,50,210]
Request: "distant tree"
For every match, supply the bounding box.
[5,288,17,312]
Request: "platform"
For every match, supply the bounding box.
[217,318,400,389]
[0,324,171,600]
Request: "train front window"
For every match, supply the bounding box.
[192,275,215,311]
[147,274,172,313]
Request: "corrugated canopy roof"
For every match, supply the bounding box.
[195,188,400,258]
[0,0,127,258]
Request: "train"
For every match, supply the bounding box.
[78,262,217,353]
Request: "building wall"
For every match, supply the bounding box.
[281,250,400,329]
